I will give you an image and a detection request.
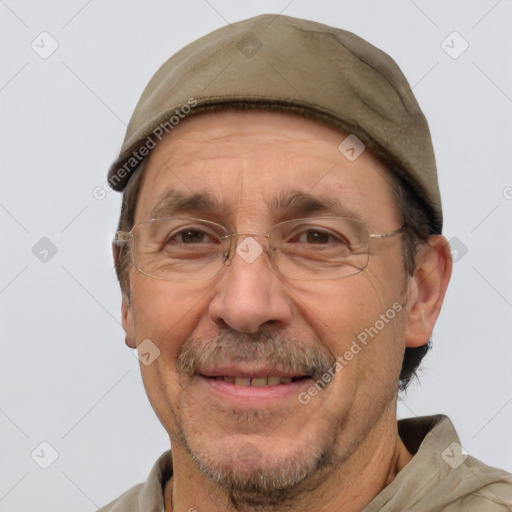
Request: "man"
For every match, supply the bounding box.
[100,14,512,512]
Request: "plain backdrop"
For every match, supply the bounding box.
[1,1,511,511]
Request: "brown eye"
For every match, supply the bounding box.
[164,227,218,246]
[179,229,207,243]
[293,229,338,245]
[304,230,330,244]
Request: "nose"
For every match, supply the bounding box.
[208,236,293,333]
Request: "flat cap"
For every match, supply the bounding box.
[108,14,442,232]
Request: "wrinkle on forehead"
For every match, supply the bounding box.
[136,110,401,231]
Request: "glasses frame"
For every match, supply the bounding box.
[114,216,407,282]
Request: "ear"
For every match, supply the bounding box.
[121,293,136,349]
[113,241,136,348]
[404,235,453,348]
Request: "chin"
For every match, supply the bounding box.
[177,411,339,509]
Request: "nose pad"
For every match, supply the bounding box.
[221,237,237,266]
[222,249,233,266]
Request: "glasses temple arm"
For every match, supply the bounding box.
[368,224,407,240]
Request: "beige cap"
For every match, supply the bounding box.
[108,14,442,232]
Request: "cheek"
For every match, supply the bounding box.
[293,275,406,381]
[292,280,405,431]
[130,275,213,364]
[292,278,384,347]
[130,276,215,431]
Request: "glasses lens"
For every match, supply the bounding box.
[270,217,370,280]
[131,218,227,281]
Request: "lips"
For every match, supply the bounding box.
[199,363,311,388]
[197,365,313,405]
[204,375,308,387]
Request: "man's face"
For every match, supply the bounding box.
[124,110,412,499]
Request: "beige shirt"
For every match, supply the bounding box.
[98,415,512,511]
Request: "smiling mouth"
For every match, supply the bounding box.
[201,375,310,387]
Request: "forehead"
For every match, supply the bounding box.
[134,110,399,228]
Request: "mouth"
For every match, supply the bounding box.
[196,366,314,405]
[202,375,310,387]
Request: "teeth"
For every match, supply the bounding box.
[219,376,301,386]
[267,376,281,386]
[251,377,267,387]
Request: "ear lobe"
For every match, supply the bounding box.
[404,235,453,348]
[121,293,136,348]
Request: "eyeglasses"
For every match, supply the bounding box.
[114,217,406,282]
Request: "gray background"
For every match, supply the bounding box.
[1,1,511,511]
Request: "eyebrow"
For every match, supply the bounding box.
[148,190,233,219]
[147,189,362,223]
[266,190,363,221]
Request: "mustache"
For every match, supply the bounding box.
[176,331,336,380]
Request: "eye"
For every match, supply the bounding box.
[166,227,219,245]
[298,230,331,244]
[290,228,347,246]
[178,229,208,243]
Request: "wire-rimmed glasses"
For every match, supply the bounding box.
[114,217,407,281]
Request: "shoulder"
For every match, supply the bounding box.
[388,415,512,512]
[447,484,512,511]
[446,456,512,511]
[96,483,144,512]
[96,450,173,512]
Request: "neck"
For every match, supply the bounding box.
[164,414,413,512]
